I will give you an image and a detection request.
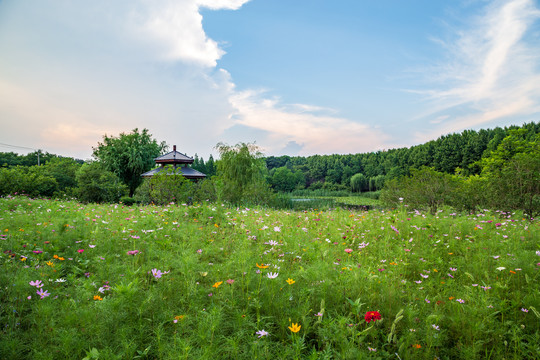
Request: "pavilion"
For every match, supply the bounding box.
[141,145,206,180]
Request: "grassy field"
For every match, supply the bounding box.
[1,196,539,359]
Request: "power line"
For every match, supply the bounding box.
[0,142,38,151]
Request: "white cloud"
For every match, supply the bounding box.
[414,0,540,141]
[229,90,391,155]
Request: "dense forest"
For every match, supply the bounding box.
[257,122,540,192]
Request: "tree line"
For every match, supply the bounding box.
[257,122,539,193]
[0,122,538,215]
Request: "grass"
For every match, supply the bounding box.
[1,196,539,359]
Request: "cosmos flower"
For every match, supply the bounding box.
[29,280,43,288]
[267,272,279,279]
[256,329,269,338]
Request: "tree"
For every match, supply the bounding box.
[75,162,127,203]
[214,142,272,204]
[135,165,194,205]
[92,128,166,196]
[350,173,368,192]
[269,166,305,192]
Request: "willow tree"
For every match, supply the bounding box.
[92,128,166,196]
[214,142,271,204]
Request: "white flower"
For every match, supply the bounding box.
[266,272,279,279]
[496,267,506,271]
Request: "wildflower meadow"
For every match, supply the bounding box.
[1,196,539,359]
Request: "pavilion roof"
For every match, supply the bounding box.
[154,145,193,164]
[141,165,206,179]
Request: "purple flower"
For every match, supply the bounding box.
[36,288,50,299]
[521,308,529,313]
[456,299,465,304]
[256,329,269,338]
[151,269,163,279]
[29,280,43,288]
[33,250,43,254]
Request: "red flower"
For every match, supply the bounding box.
[364,311,381,323]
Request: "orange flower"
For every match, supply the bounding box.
[449,296,455,300]
[288,323,301,333]
[212,281,223,288]
[412,344,421,349]
[509,270,516,274]
[93,295,103,301]
[53,255,59,259]
[256,263,269,269]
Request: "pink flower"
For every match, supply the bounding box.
[77,249,84,253]
[344,248,353,254]
[226,279,235,285]
[29,280,43,288]
[127,250,139,256]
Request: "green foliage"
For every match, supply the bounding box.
[268,166,305,192]
[350,173,368,192]
[119,196,138,206]
[92,128,166,196]
[135,166,194,205]
[41,157,82,194]
[0,166,58,197]
[1,197,538,359]
[214,142,274,205]
[75,162,127,203]
[479,130,540,217]
[381,167,458,214]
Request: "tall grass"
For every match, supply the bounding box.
[1,196,539,359]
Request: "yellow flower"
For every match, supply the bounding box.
[288,323,301,333]
[212,281,223,288]
[286,278,295,285]
[46,261,54,267]
[20,257,27,262]
[94,295,103,301]
[256,263,269,269]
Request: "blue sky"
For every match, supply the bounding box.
[0,0,539,160]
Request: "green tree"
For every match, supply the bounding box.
[135,165,194,205]
[350,173,368,192]
[75,162,128,203]
[214,142,272,204]
[42,157,81,193]
[381,167,457,214]
[269,166,305,192]
[479,130,540,217]
[92,128,166,196]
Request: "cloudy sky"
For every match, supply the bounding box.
[1,0,539,160]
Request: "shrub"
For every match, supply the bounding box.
[75,162,128,203]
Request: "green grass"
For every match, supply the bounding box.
[1,196,539,359]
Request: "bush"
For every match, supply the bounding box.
[134,166,194,205]
[119,196,138,206]
[75,162,128,203]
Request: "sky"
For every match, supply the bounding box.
[1,0,539,160]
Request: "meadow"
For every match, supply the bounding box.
[1,196,539,359]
